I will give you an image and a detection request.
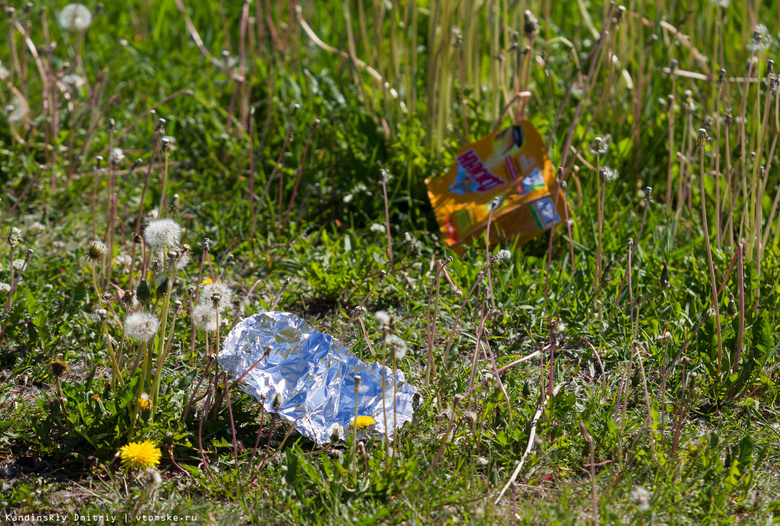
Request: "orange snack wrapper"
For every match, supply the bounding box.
[425,121,566,254]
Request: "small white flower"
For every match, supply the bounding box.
[61,74,86,93]
[0,283,10,293]
[192,303,218,332]
[385,334,408,360]
[143,219,181,251]
[370,223,386,234]
[631,487,651,512]
[6,96,29,124]
[124,312,160,342]
[497,249,511,262]
[601,166,619,182]
[199,282,233,312]
[59,4,92,32]
[115,254,132,267]
[12,259,26,271]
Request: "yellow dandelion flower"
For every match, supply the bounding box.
[119,440,162,470]
[201,277,213,285]
[138,393,151,411]
[350,416,376,429]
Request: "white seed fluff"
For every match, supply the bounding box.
[385,334,408,360]
[124,312,160,342]
[375,311,391,328]
[61,74,86,93]
[192,303,217,332]
[6,96,29,123]
[59,4,92,32]
[199,282,233,312]
[0,283,10,293]
[143,219,181,251]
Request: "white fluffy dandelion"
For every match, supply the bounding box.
[124,312,160,342]
[0,283,10,293]
[6,96,29,124]
[199,282,233,312]
[631,487,651,512]
[497,249,511,262]
[385,334,408,360]
[59,4,92,32]
[143,219,181,251]
[191,303,218,332]
[110,148,125,165]
[375,310,391,328]
[61,74,86,93]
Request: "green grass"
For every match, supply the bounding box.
[2,0,780,524]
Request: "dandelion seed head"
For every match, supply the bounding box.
[12,259,26,271]
[748,25,771,52]
[6,96,29,123]
[0,283,10,293]
[111,148,124,165]
[143,219,181,251]
[61,74,86,93]
[192,303,218,332]
[385,334,408,360]
[124,311,160,342]
[370,223,386,234]
[497,249,511,262]
[142,466,162,485]
[200,282,233,312]
[375,310,391,328]
[631,487,651,512]
[600,166,619,182]
[59,4,92,32]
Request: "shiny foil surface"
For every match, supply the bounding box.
[218,311,418,445]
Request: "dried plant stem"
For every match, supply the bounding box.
[699,134,723,375]
[495,383,562,504]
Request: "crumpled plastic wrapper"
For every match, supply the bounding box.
[218,311,418,445]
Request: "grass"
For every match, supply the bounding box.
[2,0,780,523]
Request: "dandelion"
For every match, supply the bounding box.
[497,249,511,262]
[87,240,107,261]
[589,136,609,155]
[138,393,151,411]
[370,223,385,234]
[199,282,233,312]
[8,228,22,247]
[143,219,181,251]
[0,283,10,293]
[631,486,651,512]
[191,303,217,332]
[748,25,771,52]
[119,440,162,470]
[350,416,376,429]
[175,251,190,270]
[600,167,619,182]
[50,360,70,378]
[115,254,132,267]
[59,4,92,32]
[12,259,26,271]
[61,74,86,93]
[124,312,160,342]
[6,96,28,124]
[375,310,391,328]
[385,334,408,360]
[142,467,162,485]
[110,148,125,165]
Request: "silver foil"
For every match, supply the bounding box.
[218,311,418,445]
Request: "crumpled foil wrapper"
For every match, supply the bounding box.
[218,311,418,445]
